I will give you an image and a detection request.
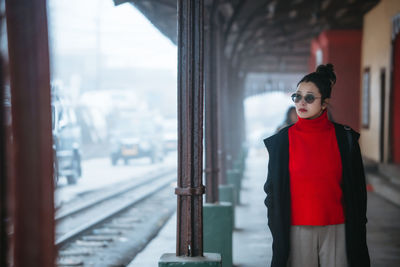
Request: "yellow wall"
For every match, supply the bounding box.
[360,0,400,162]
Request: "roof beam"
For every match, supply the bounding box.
[223,0,247,41]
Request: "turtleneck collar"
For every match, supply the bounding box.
[294,110,332,132]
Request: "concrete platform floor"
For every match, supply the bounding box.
[128,148,400,266]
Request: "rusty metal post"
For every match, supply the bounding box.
[5,0,55,266]
[236,75,242,159]
[216,22,228,185]
[227,74,236,162]
[236,76,245,160]
[227,70,244,163]
[0,7,7,265]
[237,76,246,157]
[176,0,205,257]
[204,0,219,204]
[222,64,234,171]
[230,73,242,161]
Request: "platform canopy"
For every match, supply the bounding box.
[115,0,377,72]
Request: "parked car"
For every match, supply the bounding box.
[52,94,82,185]
[109,113,164,165]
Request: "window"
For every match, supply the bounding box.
[316,49,323,66]
[362,68,370,128]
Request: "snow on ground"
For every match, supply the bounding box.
[55,152,177,206]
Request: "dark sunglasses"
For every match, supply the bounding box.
[291,93,321,104]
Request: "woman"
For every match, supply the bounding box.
[263,64,370,267]
[275,106,298,133]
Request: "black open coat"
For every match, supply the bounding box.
[263,123,370,267]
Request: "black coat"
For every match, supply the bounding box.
[263,123,370,267]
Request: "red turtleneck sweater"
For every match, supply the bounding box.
[288,111,345,225]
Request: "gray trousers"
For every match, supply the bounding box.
[287,224,348,267]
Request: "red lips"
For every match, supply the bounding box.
[299,108,307,112]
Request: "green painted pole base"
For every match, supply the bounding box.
[159,253,221,266]
[219,184,235,206]
[218,185,235,229]
[233,160,244,177]
[227,170,241,205]
[203,203,233,267]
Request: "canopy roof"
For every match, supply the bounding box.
[115,0,378,74]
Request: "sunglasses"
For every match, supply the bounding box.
[291,93,321,104]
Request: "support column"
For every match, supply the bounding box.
[228,69,245,164]
[0,9,7,265]
[217,41,229,184]
[224,70,243,205]
[223,64,238,172]
[237,76,248,166]
[5,0,55,266]
[175,0,204,257]
[230,74,240,161]
[175,0,205,257]
[204,0,219,204]
[233,75,246,166]
[203,3,233,266]
[160,1,220,265]
[216,33,234,204]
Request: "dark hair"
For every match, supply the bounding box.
[285,106,296,125]
[297,63,336,102]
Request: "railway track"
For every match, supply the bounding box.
[56,170,177,266]
[55,168,175,222]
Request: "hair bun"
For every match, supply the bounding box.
[316,63,336,85]
[316,63,334,74]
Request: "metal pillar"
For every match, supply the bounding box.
[237,77,246,157]
[217,27,228,184]
[176,0,205,257]
[230,74,245,162]
[204,1,219,204]
[5,0,55,266]
[223,65,236,170]
[0,5,7,264]
[226,70,245,163]
[227,74,237,162]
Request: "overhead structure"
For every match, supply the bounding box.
[115,0,379,91]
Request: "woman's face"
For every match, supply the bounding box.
[294,82,327,119]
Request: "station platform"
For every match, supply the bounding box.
[128,148,400,267]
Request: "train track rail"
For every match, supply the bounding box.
[55,169,176,248]
[55,168,175,221]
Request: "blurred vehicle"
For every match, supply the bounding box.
[52,94,82,185]
[162,132,177,153]
[109,112,164,165]
[162,118,177,153]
